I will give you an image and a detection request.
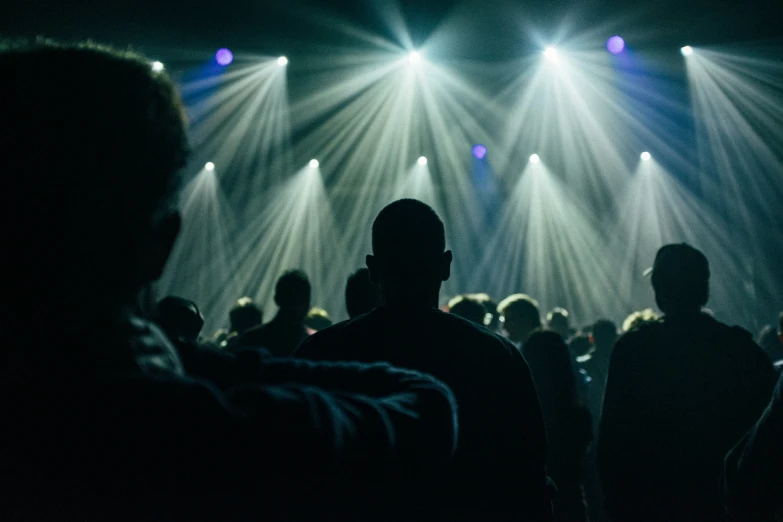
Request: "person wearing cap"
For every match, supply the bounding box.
[597,243,777,522]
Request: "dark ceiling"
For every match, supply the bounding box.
[3,0,783,60]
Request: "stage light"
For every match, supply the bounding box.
[309,159,320,169]
[204,162,215,171]
[472,144,487,160]
[215,48,234,66]
[680,46,693,56]
[417,156,428,166]
[641,151,651,161]
[277,56,288,66]
[151,61,164,72]
[408,51,422,65]
[543,47,559,63]
[529,154,541,164]
[606,36,625,55]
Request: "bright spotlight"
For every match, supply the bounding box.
[277,56,288,66]
[543,47,559,62]
[640,151,651,161]
[606,36,625,55]
[472,144,488,160]
[151,61,164,72]
[680,46,694,56]
[204,162,215,171]
[408,51,422,65]
[215,48,234,66]
[529,154,541,164]
[309,159,320,169]
[417,156,428,166]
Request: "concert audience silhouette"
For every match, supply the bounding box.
[2,39,780,522]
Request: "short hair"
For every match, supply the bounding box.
[274,270,311,309]
[497,294,541,326]
[229,297,263,334]
[448,295,488,326]
[1,42,189,308]
[345,268,382,318]
[622,308,660,332]
[304,307,333,331]
[651,244,710,311]
[546,307,569,323]
[592,319,618,346]
[372,199,446,276]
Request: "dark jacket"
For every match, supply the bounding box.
[3,314,458,521]
[724,370,783,521]
[598,313,777,522]
[296,304,552,521]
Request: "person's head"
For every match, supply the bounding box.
[758,324,783,363]
[622,308,660,332]
[592,319,618,350]
[546,307,571,339]
[448,295,488,326]
[367,199,452,306]
[1,42,189,329]
[651,244,710,315]
[274,270,311,321]
[229,297,263,335]
[304,307,333,332]
[523,330,578,407]
[568,334,594,361]
[345,268,382,318]
[155,297,204,343]
[497,294,541,344]
[468,293,500,331]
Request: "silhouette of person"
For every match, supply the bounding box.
[1,43,458,521]
[583,319,617,419]
[598,244,777,522]
[547,307,572,340]
[524,331,592,522]
[229,297,263,336]
[155,296,205,344]
[448,294,489,326]
[233,270,311,356]
[724,370,783,521]
[304,307,333,331]
[497,293,542,346]
[345,267,382,318]
[296,199,552,521]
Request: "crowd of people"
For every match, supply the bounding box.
[2,41,782,522]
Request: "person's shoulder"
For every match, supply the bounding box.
[432,310,520,356]
[614,318,664,349]
[295,316,363,358]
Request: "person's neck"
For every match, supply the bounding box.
[381,285,440,310]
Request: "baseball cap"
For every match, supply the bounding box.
[649,243,710,291]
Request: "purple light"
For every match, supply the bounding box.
[606,36,625,55]
[215,48,234,66]
[472,144,487,160]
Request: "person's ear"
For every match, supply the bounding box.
[142,212,181,282]
[440,250,453,282]
[366,255,380,285]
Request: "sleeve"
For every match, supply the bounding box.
[143,359,458,482]
[724,372,783,521]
